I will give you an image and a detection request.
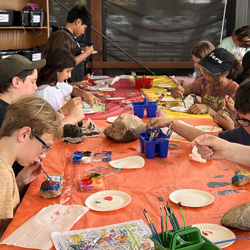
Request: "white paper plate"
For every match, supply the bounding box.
[169,189,214,207]
[195,125,222,133]
[107,116,119,123]
[155,84,172,88]
[192,223,235,248]
[83,109,97,114]
[109,156,145,169]
[106,97,125,100]
[85,190,131,211]
[161,97,176,102]
[98,87,116,92]
[170,107,188,112]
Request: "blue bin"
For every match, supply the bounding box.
[146,102,158,117]
[133,101,157,118]
[139,128,169,159]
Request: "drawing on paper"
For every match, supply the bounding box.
[51,220,154,250]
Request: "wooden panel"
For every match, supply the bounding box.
[90,0,103,74]
[89,61,194,69]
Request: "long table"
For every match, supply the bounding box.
[1,77,250,250]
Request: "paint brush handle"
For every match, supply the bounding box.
[164,138,196,144]
[214,235,250,245]
[40,165,52,181]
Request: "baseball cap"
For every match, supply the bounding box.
[0,54,46,85]
[198,48,234,75]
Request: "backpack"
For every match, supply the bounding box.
[21,3,44,35]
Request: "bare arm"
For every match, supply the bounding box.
[147,117,211,141]
[75,46,93,65]
[194,134,250,166]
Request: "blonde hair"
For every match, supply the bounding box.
[0,95,62,140]
[192,41,215,59]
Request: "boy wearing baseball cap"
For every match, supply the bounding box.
[0,54,46,126]
[171,48,242,118]
[0,55,46,176]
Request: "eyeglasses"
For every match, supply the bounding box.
[235,116,250,127]
[200,68,211,75]
[31,131,51,154]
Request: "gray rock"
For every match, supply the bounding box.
[104,113,146,142]
[221,202,250,230]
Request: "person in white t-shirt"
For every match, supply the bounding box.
[219,25,250,63]
[36,47,99,125]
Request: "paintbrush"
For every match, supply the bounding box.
[160,205,165,246]
[164,138,196,144]
[155,94,165,105]
[214,235,250,245]
[176,81,186,108]
[166,121,173,137]
[178,202,187,229]
[40,165,52,181]
[131,71,138,79]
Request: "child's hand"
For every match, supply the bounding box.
[213,111,235,130]
[68,105,85,123]
[16,161,42,191]
[221,95,236,114]
[188,104,206,114]
[171,84,184,99]
[61,97,81,115]
[82,46,94,57]
[81,91,100,107]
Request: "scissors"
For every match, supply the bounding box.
[82,234,103,250]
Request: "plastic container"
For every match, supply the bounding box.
[19,48,42,61]
[14,10,44,27]
[0,50,18,59]
[71,151,93,164]
[133,101,158,118]
[0,10,14,26]
[151,227,221,250]
[135,78,144,89]
[135,75,153,89]
[139,128,169,159]
[78,173,104,192]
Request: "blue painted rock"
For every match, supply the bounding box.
[232,169,250,186]
[40,180,62,198]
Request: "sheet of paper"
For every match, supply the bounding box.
[0,204,89,250]
[51,219,153,250]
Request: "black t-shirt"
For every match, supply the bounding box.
[0,99,24,177]
[62,28,86,82]
[0,99,9,127]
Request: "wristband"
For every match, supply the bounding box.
[205,105,209,114]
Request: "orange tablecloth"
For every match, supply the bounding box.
[1,119,250,250]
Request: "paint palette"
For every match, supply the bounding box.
[195,125,222,133]
[170,107,188,112]
[85,190,131,211]
[192,223,235,248]
[109,156,145,169]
